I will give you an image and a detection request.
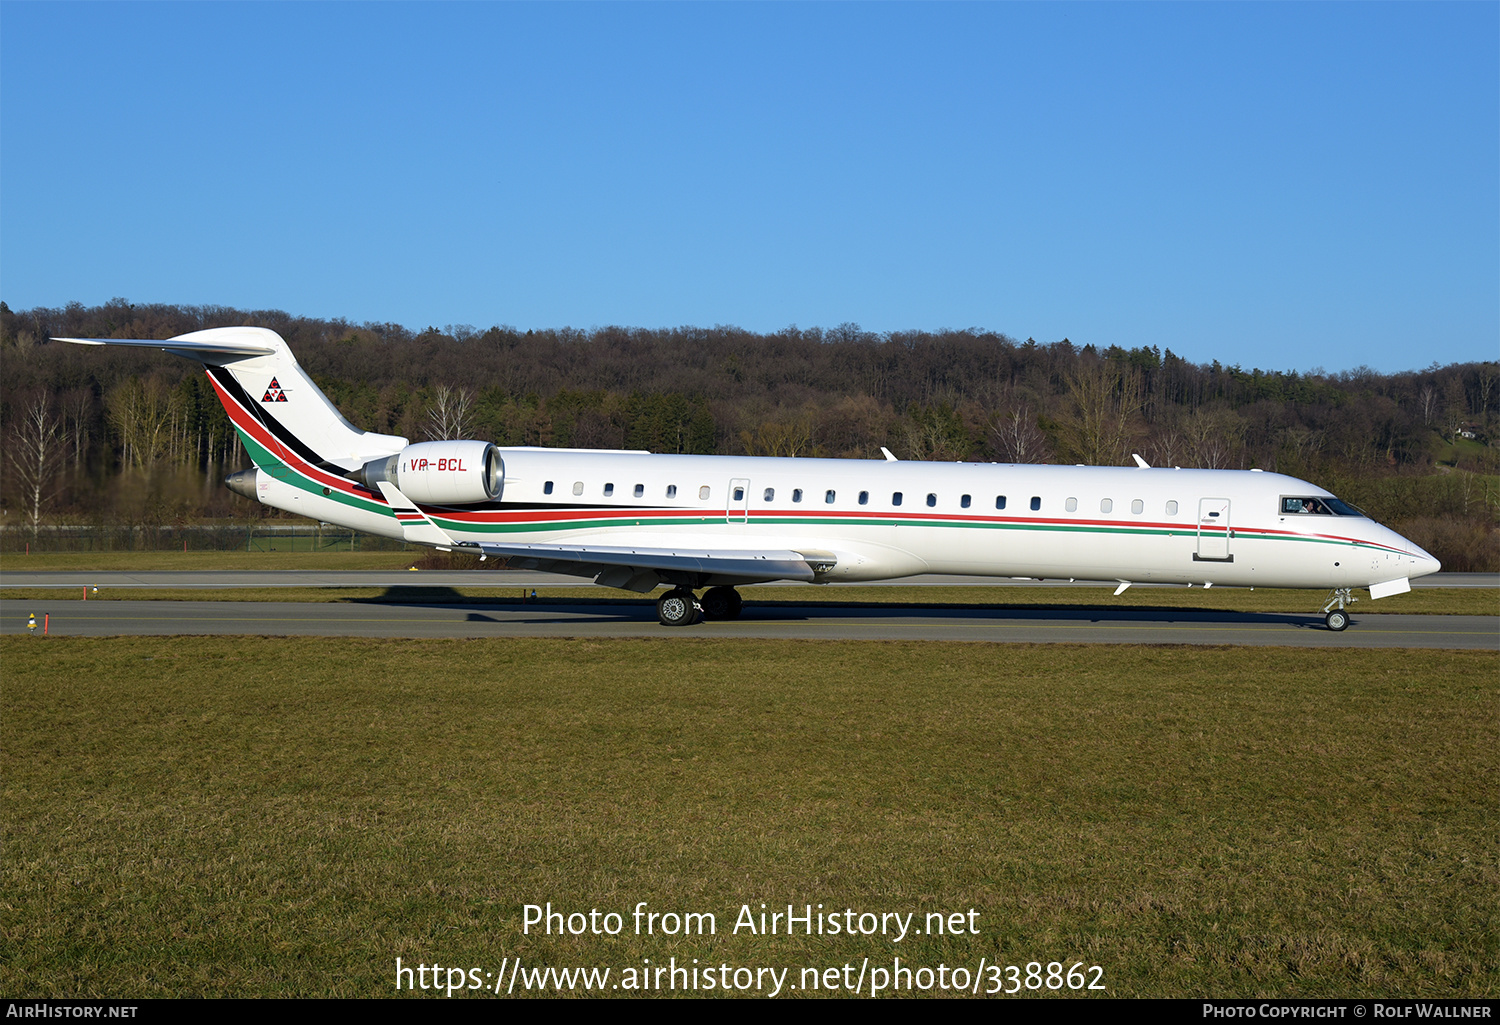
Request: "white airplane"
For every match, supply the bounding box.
[60,327,1441,629]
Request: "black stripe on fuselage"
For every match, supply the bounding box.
[208,365,344,472]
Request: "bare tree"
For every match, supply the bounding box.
[424,384,477,441]
[61,388,94,471]
[989,404,1050,463]
[1145,410,1186,468]
[1477,364,1497,424]
[1183,405,1247,469]
[1059,363,1144,465]
[1278,426,1324,471]
[1420,385,1438,427]
[105,376,176,469]
[9,393,67,540]
[740,409,816,457]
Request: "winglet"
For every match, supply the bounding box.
[1132,454,1150,468]
[1114,580,1132,596]
[881,447,898,462]
[375,481,457,549]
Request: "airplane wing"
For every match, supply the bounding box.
[470,540,821,590]
[374,480,825,590]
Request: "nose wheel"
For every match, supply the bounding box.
[656,588,702,627]
[1322,588,1355,631]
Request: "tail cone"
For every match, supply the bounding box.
[224,467,260,500]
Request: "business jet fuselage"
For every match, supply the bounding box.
[61,327,1440,628]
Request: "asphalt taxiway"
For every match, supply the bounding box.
[2,597,1495,648]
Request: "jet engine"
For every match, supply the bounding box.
[359,440,503,504]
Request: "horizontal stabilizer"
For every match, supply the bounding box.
[56,335,278,357]
[376,481,458,549]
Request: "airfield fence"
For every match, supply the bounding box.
[0,523,410,554]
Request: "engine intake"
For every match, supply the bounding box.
[359,440,503,504]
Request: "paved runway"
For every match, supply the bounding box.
[3,597,1495,648]
[3,570,1496,589]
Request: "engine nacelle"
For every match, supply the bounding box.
[360,440,503,504]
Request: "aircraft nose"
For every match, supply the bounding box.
[1405,539,1442,579]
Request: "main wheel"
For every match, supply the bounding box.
[1325,609,1350,632]
[656,589,700,627]
[700,586,743,620]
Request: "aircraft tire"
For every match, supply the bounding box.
[657,589,700,627]
[1325,609,1350,632]
[700,586,743,620]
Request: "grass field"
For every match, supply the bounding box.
[3,637,1495,998]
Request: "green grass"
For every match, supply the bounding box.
[3,584,1494,617]
[2,637,1495,998]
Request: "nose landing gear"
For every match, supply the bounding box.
[1322,587,1356,631]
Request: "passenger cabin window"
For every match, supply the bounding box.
[793,489,803,503]
[666,485,677,499]
[1165,500,1177,515]
[892,492,903,506]
[825,490,836,504]
[1100,498,1113,513]
[961,494,971,509]
[858,491,869,505]
[926,493,937,507]
[733,486,745,501]
[603,483,614,497]
[764,488,774,502]
[996,496,1007,510]
[1131,499,1143,514]
[699,486,711,500]
[572,482,584,496]
[1030,496,1041,511]
[1065,497,1078,512]
[634,484,644,498]
[543,481,554,495]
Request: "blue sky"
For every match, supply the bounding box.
[2,2,1495,373]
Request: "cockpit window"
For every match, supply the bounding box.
[1281,496,1364,517]
[1323,498,1366,517]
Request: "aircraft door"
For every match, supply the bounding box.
[729,478,750,524]
[1196,498,1231,560]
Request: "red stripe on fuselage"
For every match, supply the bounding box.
[205,373,1406,554]
[207,371,373,498]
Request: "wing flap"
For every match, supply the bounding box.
[473,540,819,584]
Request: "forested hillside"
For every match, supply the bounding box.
[3,299,1496,569]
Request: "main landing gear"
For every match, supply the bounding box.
[1322,587,1356,631]
[655,586,744,627]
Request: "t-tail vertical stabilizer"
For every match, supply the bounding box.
[58,327,408,474]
